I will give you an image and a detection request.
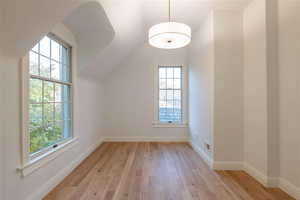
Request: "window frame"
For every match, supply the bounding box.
[19,33,78,176]
[153,64,188,128]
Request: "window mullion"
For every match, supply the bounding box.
[172,68,175,122]
[38,44,41,76]
[50,39,52,79]
[180,67,183,122]
[42,80,45,127]
[30,75,72,86]
[53,83,56,135]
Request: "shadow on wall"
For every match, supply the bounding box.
[1,0,115,70]
[63,1,115,71]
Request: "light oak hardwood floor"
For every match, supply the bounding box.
[44,142,294,200]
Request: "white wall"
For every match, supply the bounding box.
[1,24,104,200]
[213,10,244,163]
[265,0,280,181]
[0,4,5,198]
[278,0,300,195]
[243,1,300,197]
[102,44,189,141]
[188,9,244,165]
[243,0,269,176]
[0,52,5,200]
[188,13,215,160]
[0,6,5,194]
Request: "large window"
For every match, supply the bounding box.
[154,65,187,127]
[26,34,73,159]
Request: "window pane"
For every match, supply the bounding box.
[166,90,173,101]
[166,99,173,108]
[174,100,182,122]
[30,124,48,153]
[159,90,167,101]
[30,122,60,153]
[55,103,71,121]
[167,79,173,89]
[44,81,54,102]
[62,120,72,139]
[32,43,39,53]
[166,68,173,78]
[29,104,43,123]
[55,84,70,102]
[29,51,39,75]
[44,103,54,122]
[61,64,70,82]
[39,36,50,57]
[51,60,61,80]
[52,121,63,142]
[55,84,62,102]
[61,46,69,64]
[29,120,42,140]
[174,79,181,89]
[159,100,167,108]
[30,78,43,103]
[159,68,166,78]
[54,103,63,121]
[159,79,166,89]
[161,100,174,122]
[174,90,181,101]
[159,103,168,122]
[40,56,50,78]
[51,40,60,62]
[174,68,181,78]
[174,100,181,109]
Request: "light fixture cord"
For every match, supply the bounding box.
[168,0,171,22]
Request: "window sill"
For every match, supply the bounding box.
[17,137,79,177]
[152,122,188,128]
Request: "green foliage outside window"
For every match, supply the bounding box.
[29,35,71,154]
[29,122,63,153]
[29,74,66,153]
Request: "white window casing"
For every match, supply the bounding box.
[18,33,78,177]
[153,64,188,128]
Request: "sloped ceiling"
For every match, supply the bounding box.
[63,1,115,72]
[1,0,251,80]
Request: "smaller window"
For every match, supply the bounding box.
[154,65,188,127]
[159,66,182,123]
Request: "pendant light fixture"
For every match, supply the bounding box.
[148,0,191,49]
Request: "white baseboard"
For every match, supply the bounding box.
[26,138,104,200]
[242,163,300,199]
[103,136,189,142]
[182,142,300,199]
[189,141,213,168]
[243,162,269,187]
[279,178,300,200]
[267,177,280,188]
[213,161,244,170]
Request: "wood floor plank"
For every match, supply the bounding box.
[44,142,295,200]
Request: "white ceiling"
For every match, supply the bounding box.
[85,0,252,79]
[1,0,252,80]
[142,0,251,32]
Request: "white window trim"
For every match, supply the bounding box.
[153,64,188,128]
[18,34,77,177]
